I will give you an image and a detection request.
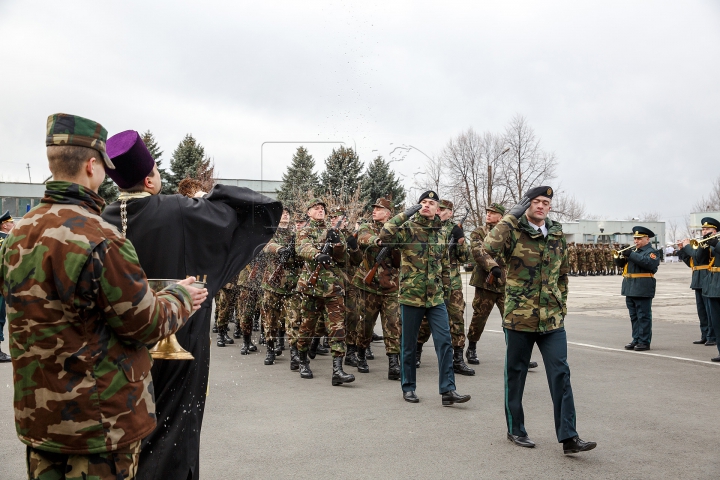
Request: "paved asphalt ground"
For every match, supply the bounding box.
[1,262,718,479]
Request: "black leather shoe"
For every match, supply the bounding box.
[331,356,355,386]
[298,351,313,379]
[466,348,480,365]
[634,344,650,351]
[356,348,369,373]
[705,340,717,346]
[711,356,720,362]
[289,346,300,371]
[264,342,276,365]
[316,338,330,356]
[222,331,234,345]
[248,339,257,352]
[217,328,227,347]
[507,432,535,448]
[441,390,470,406]
[232,328,242,339]
[345,345,358,367]
[563,436,597,454]
[624,341,638,350]
[693,338,707,344]
[528,361,538,369]
[0,344,11,362]
[366,346,374,360]
[403,391,419,403]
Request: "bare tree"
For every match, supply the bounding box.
[640,211,661,222]
[440,128,485,228]
[412,154,444,201]
[503,114,557,203]
[549,191,587,222]
[693,175,720,211]
[667,219,679,244]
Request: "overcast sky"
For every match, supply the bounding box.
[1,0,718,221]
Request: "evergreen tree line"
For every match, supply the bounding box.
[276,146,406,214]
[98,131,213,204]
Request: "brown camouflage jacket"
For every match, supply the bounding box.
[352,220,400,295]
[297,219,354,297]
[0,181,192,454]
[442,220,469,292]
[483,214,568,333]
[469,223,506,293]
[261,226,301,294]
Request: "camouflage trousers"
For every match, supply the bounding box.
[260,289,290,343]
[216,285,237,329]
[27,441,140,480]
[345,286,360,346]
[606,261,615,274]
[285,293,302,347]
[234,286,261,336]
[356,290,401,354]
[298,294,346,356]
[578,262,586,274]
[569,261,578,274]
[468,287,505,343]
[419,288,466,348]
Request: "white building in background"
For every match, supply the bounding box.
[215,178,281,199]
[563,219,666,248]
[689,211,720,232]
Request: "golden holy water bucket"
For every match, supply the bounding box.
[147,279,206,360]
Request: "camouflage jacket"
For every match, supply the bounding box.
[469,223,505,293]
[483,214,568,333]
[568,246,577,263]
[352,220,400,295]
[0,181,192,454]
[442,220,469,292]
[378,212,449,308]
[296,219,354,297]
[261,226,301,294]
[237,254,266,291]
[614,243,660,298]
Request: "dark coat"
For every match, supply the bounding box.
[615,243,660,298]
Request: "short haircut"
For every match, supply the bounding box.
[47,145,98,178]
[120,168,157,194]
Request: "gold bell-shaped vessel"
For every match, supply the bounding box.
[147,278,205,361]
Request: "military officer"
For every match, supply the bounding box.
[0,211,13,363]
[677,218,717,346]
[353,197,402,379]
[377,191,471,406]
[296,198,358,385]
[614,226,660,351]
[484,185,595,454]
[695,221,720,361]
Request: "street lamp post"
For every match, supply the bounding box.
[487,146,510,207]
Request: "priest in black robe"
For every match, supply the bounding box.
[101,130,282,480]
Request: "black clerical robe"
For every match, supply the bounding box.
[102,185,281,480]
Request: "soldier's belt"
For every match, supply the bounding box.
[692,265,711,271]
[623,273,654,278]
[710,267,720,273]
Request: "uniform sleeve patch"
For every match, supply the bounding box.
[650,253,657,260]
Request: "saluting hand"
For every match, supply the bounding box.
[508,195,531,219]
[403,204,422,217]
[178,277,209,312]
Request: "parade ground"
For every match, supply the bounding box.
[0,262,717,479]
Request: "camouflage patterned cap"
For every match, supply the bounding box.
[438,199,454,210]
[329,207,346,217]
[46,113,115,169]
[305,198,326,211]
[486,202,506,215]
[293,212,308,222]
[371,197,393,211]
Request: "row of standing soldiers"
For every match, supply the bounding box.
[210,196,479,385]
[567,242,627,276]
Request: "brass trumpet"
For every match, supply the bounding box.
[611,245,635,258]
[690,233,720,249]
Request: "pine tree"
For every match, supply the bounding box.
[98,176,118,204]
[361,156,406,212]
[320,146,364,202]
[167,134,207,193]
[276,146,320,212]
[140,130,174,194]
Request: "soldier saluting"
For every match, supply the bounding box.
[614,226,660,351]
[484,185,596,454]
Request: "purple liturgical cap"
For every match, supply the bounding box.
[105,130,156,189]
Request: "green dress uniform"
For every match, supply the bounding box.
[613,227,660,349]
[677,239,716,344]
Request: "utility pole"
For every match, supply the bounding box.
[27,163,31,183]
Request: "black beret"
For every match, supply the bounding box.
[525,185,554,200]
[418,190,439,203]
[701,217,720,229]
[632,226,655,238]
[0,210,12,223]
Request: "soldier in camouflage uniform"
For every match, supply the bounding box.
[286,212,308,370]
[484,185,595,454]
[594,244,605,275]
[353,197,402,379]
[577,244,587,276]
[296,198,359,385]
[604,243,615,275]
[234,258,264,354]
[377,191,471,406]
[587,244,597,275]
[260,208,300,365]
[215,277,237,347]
[417,200,474,375]
[0,113,207,479]
[568,242,578,276]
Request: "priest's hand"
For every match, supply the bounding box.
[178,277,209,312]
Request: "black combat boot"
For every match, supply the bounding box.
[372,332,384,342]
[272,334,282,356]
[248,337,258,352]
[217,327,227,347]
[415,343,423,368]
[388,354,400,380]
[356,347,369,373]
[345,345,358,367]
[309,337,319,359]
[222,329,234,345]
[322,336,330,349]
[332,356,356,386]
[264,340,276,365]
[232,325,242,339]
[240,334,253,355]
[466,343,480,365]
[212,321,218,334]
[0,343,10,362]
[453,347,475,376]
[278,331,286,351]
[316,337,330,356]
[290,346,300,371]
[259,329,266,345]
[299,351,313,379]
[366,345,374,360]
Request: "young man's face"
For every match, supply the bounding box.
[295,220,307,230]
[419,198,438,218]
[526,196,551,223]
[438,207,453,222]
[280,210,290,224]
[372,206,391,222]
[634,236,650,248]
[485,210,502,225]
[307,204,325,221]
